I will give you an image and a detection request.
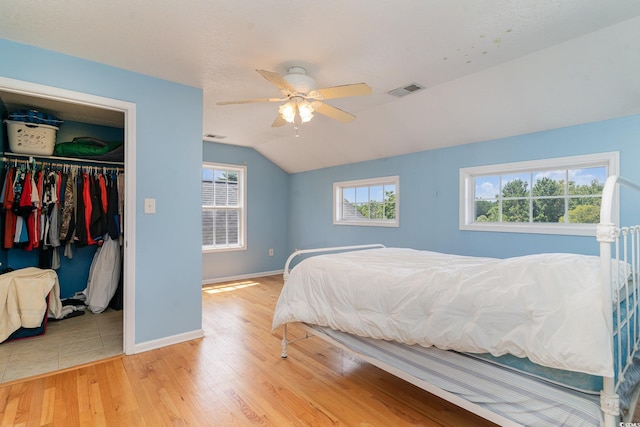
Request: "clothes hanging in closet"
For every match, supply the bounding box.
[1,162,124,312]
[0,164,124,261]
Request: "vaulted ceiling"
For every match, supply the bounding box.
[1,1,639,173]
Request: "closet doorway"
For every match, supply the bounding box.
[0,76,135,381]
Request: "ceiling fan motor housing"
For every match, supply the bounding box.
[283,66,316,94]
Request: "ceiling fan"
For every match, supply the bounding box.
[217,67,372,130]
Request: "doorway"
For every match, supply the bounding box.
[0,76,136,377]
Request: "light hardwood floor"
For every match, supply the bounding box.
[1,274,633,426]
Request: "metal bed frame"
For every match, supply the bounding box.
[279,175,640,427]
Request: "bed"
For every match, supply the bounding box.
[272,175,640,427]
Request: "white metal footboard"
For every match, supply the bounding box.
[598,176,640,426]
[280,244,385,358]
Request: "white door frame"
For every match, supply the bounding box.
[0,76,136,354]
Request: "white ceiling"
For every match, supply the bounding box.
[1,1,639,173]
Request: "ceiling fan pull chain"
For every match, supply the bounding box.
[294,113,302,138]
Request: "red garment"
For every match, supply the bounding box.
[3,168,16,249]
[99,174,108,215]
[34,171,44,249]
[57,171,63,203]
[82,173,96,245]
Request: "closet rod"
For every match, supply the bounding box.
[1,152,124,167]
[1,156,124,173]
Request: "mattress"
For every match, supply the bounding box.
[308,324,614,427]
[466,291,639,397]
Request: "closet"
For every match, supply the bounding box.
[0,87,127,381]
[1,156,124,305]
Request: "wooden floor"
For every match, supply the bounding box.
[0,275,516,425]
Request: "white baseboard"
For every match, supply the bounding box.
[130,271,282,355]
[201,269,284,286]
[131,329,205,354]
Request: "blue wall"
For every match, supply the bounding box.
[3,36,638,347]
[202,142,289,280]
[288,115,640,259]
[0,38,203,345]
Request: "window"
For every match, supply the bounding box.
[334,176,399,227]
[202,162,246,252]
[459,152,619,236]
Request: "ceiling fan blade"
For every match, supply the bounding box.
[271,114,287,127]
[256,69,295,93]
[217,97,287,106]
[314,103,356,123]
[314,83,371,100]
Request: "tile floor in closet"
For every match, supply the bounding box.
[0,308,123,383]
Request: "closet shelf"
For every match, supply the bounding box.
[1,152,124,167]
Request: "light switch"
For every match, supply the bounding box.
[144,198,156,214]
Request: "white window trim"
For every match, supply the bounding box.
[333,175,400,227]
[202,162,247,253]
[459,152,619,236]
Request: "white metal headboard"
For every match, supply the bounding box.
[598,175,640,425]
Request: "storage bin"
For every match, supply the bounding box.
[4,119,58,156]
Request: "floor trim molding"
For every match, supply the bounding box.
[202,270,284,286]
[132,329,205,354]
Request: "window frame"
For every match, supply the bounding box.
[333,175,400,227]
[202,162,247,253]
[459,152,619,236]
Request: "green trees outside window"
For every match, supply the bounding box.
[346,189,397,220]
[475,169,604,224]
[335,176,399,227]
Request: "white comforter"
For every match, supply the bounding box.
[272,248,615,377]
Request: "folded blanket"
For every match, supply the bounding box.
[0,267,63,342]
[54,137,123,161]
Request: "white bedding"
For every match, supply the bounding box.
[272,248,614,377]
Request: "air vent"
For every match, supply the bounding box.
[387,83,425,97]
[204,133,226,140]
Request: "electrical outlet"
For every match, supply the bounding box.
[269,248,274,256]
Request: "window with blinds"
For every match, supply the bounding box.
[202,162,246,251]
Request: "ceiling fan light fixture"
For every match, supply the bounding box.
[297,101,314,123]
[279,102,297,123]
[279,99,315,124]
